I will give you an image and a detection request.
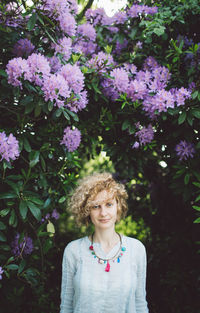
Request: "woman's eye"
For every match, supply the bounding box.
[106,202,113,207]
[92,205,100,209]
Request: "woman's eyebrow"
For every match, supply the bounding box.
[90,197,115,205]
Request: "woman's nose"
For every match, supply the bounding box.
[99,205,107,216]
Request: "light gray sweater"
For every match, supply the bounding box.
[60,235,149,313]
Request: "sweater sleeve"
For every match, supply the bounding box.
[135,242,149,313]
[60,243,76,313]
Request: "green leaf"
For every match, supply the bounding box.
[0,208,10,217]
[19,200,28,219]
[23,137,31,152]
[44,198,51,208]
[25,101,35,114]
[9,209,17,226]
[0,231,7,242]
[178,111,186,124]
[0,192,17,199]
[184,173,190,185]
[27,13,37,31]
[122,120,130,131]
[192,182,200,188]
[29,197,43,205]
[34,104,41,117]
[192,90,198,99]
[192,205,200,211]
[0,221,6,230]
[1,244,10,251]
[48,101,53,112]
[29,151,40,168]
[40,155,46,171]
[191,109,200,119]
[20,95,34,106]
[55,108,62,117]
[63,110,70,120]
[43,238,53,254]
[6,264,19,270]
[187,115,193,126]
[65,109,79,122]
[5,180,20,195]
[18,259,26,274]
[194,195,200,202]
[0,69,7,77]
[58,196,66,203]
[153,26,165,36]
[47,221,55,237]
[129,28,137,40]
[27,202,41,221]
[194,217,200,223]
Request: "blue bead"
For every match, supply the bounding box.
[117,257,120,263]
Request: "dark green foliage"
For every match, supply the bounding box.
[0,0,199,313]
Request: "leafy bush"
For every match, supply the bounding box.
[0,0,199,312]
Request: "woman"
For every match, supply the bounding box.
[60,172,149,313]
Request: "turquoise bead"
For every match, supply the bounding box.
[121,247,126,251]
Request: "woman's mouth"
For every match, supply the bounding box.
[99,219,110,223]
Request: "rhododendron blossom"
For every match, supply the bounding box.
[0,132,20,162]
[61,127,81,152]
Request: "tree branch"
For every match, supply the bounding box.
[77,0,94,21]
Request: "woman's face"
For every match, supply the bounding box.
[89,189,118,231]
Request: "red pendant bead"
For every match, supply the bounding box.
[105,261,110,272]
[89,245,93,250]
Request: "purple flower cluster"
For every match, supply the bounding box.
[0,132,20,162]
[61,127,81,152]
[59,63,84,90]
[127,4,158,18]
[27,53,51,86]
[42,209,60,222]
[0,2,25,28]
[13,38,35,57]
[77,23,96,41]
[54,37,72,61]
[111,68,129,93]
[42,0,77,36]
[48,56,62,73]
[11,234,34,257]
[114,39,128,55]
[88,52,114,74]
[6,57,31,88]
[85,8,108,26]
[73,23,97,56]
[0,266,4,280]
[6,53,88,112]
[101,56,191,118]
[85,3,157,28]
[132,124,154,148]
[175,140,195,161]
[6,54,50,88]
[41,73,70,108]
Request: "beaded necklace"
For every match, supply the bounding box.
[89,232,126,272]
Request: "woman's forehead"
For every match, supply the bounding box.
[91,190,115,203]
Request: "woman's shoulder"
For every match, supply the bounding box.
[123,235,146,251]
[63,236,88,253]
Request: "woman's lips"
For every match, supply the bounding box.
[99,219,110,223]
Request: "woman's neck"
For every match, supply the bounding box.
[93,227,119,249]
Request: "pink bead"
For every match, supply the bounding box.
[105,261,110,272]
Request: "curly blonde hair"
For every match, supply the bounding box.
[68,172,128,226]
